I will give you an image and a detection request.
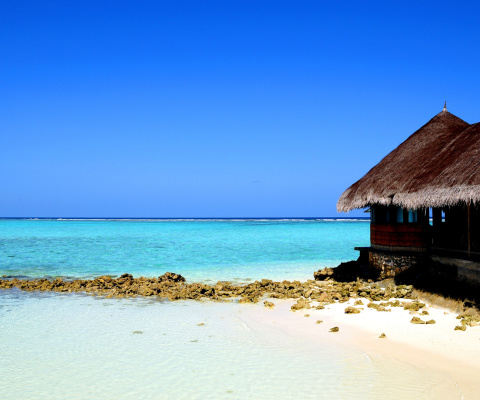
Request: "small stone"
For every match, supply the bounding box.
[264,301,275,308]
[329,326,339,332]
[379,333,386,339]
[197,323,205,326]
[354,299,364,306]
[291,299,311,311]
[455,325,467,331]
[132,331,143,334]
[426,320,436,324]
[410,317,426,324]
[404,301,426,311]
[345,306,360,314]
[316,320,323,324]
[421,310,429,315]
[239,296,258,304]
[377,306,391,312]
[304,314,310,317]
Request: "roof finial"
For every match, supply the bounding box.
[443,101,447,112]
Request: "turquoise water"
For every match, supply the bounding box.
[0,290,460,400]
[0,219,464,399]
[0,219,369,282]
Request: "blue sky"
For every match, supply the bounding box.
[1,1,480,217]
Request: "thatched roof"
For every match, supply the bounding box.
[337,108,480,212]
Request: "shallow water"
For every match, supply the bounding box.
[1,219,462,399]
[0,290,462,399]
[0,219,369,281]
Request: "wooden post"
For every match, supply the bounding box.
[468,203,471,256]
[432,208,441,226]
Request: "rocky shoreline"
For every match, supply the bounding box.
[2,268,479,330]
[1,270,413,303]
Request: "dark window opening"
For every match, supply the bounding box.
[372,205,429,225]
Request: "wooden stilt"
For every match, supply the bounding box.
[468,203,471,256]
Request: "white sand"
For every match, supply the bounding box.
[239,297,480,399]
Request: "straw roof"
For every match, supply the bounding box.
[337,108,480,212]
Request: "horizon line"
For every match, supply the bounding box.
[0,216,370,220]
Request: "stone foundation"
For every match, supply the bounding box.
[368,250,423,280]
[355,247,480,301]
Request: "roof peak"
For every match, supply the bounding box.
[443,101,447,112]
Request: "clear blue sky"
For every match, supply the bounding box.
[1,1,480,217]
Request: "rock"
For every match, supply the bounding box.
[316,320,323,324]
[263,301,275,308]
[197,323,205,326]
[421,310,429,315]
[0,272,435,313]
[291,299,311,311]
[304,314,310,317]
[239,297,255,304]
[314,260,363,282]
[344,306,360,314]
[120,273,133,279]
[456,314,480,327]
[379,333,386,339]
[354,299,364,306]
[410,316,426,324]
[304,289,314,298]
[426,320,436,324]
[329,327,339,332]
[313,268,334,280]
[158,272,186,283]
[388,300,401,307]
[454,325,466,331]
[404,301,426,311]
[317,292,332,303]
[376,306,391,312]
[142,288,154,296]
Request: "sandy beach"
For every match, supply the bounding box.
[240,296,480,399]
[2,281,480,399]
[2,231,480,398]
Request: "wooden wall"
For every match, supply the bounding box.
[371,223,431,250]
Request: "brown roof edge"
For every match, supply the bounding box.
[337,109,473,212]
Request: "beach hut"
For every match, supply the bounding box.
[337,104,480,284]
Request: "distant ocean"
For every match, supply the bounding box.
[0,218,370,281]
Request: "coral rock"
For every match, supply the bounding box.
[344,306,360,314]
[410,316,426,324]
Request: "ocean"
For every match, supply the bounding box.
[0,218,370,281]
[1,219,458,399]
